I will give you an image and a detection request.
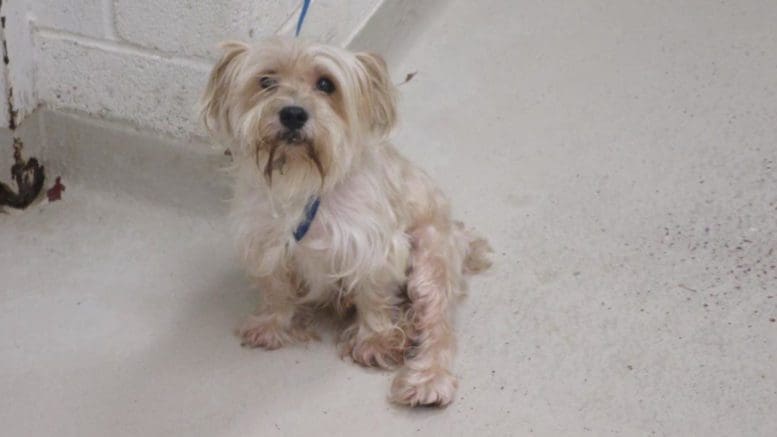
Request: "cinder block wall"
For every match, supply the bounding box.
[1,0,382,138]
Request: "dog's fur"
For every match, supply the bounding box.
[200,38,491,407]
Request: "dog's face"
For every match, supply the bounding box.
[200,38,396,193]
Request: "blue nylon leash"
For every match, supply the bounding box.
[295,0,311,37]
[293,196,320,241]
[291,0,319,242]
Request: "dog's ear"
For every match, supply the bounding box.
[356,52,397,138]
[200,41,248,139]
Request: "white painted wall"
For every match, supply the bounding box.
[2,0,383,137]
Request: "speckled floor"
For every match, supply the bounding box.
[2,0,776,435]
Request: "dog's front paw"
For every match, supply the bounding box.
[390,368,458,407]
[339,326,406,369]
[238,315,288,349]
[237,314,315,350]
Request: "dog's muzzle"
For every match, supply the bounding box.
[280,129,305,144]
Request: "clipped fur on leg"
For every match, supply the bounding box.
[391,223,469,407]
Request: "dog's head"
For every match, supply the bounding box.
[200,38,396,192]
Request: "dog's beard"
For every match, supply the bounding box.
[257,133,325,188]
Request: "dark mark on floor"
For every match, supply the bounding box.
[678,283,698,292]
[1,138,46,209]
[398,71,418,86]
[46,176,65,202]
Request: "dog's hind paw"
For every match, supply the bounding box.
[390,367,458,407]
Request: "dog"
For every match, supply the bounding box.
[200,37,491,407]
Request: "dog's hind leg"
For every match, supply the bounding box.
[390,222,469,407]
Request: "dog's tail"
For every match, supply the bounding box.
[454,221,493,276]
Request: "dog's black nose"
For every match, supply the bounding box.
[279,106,308,130]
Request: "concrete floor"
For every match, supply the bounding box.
[2,0,777,435]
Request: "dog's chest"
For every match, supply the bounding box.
[288,199,408,297]
[291,208,350,281]
[287,210,355,299]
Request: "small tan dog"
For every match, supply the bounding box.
[200,37,491,407]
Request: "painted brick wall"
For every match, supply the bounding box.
[3,0,382,137]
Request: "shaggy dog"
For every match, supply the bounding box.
[200,38,491,407]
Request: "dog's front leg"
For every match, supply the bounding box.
[238,270,315,350]
[339,282,408,369]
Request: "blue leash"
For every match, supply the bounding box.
[290,1,319,242]
[293,197,320,241]
[295,0,311,37]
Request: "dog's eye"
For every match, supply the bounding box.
[259,76,277,89]
[316,77,335,94]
